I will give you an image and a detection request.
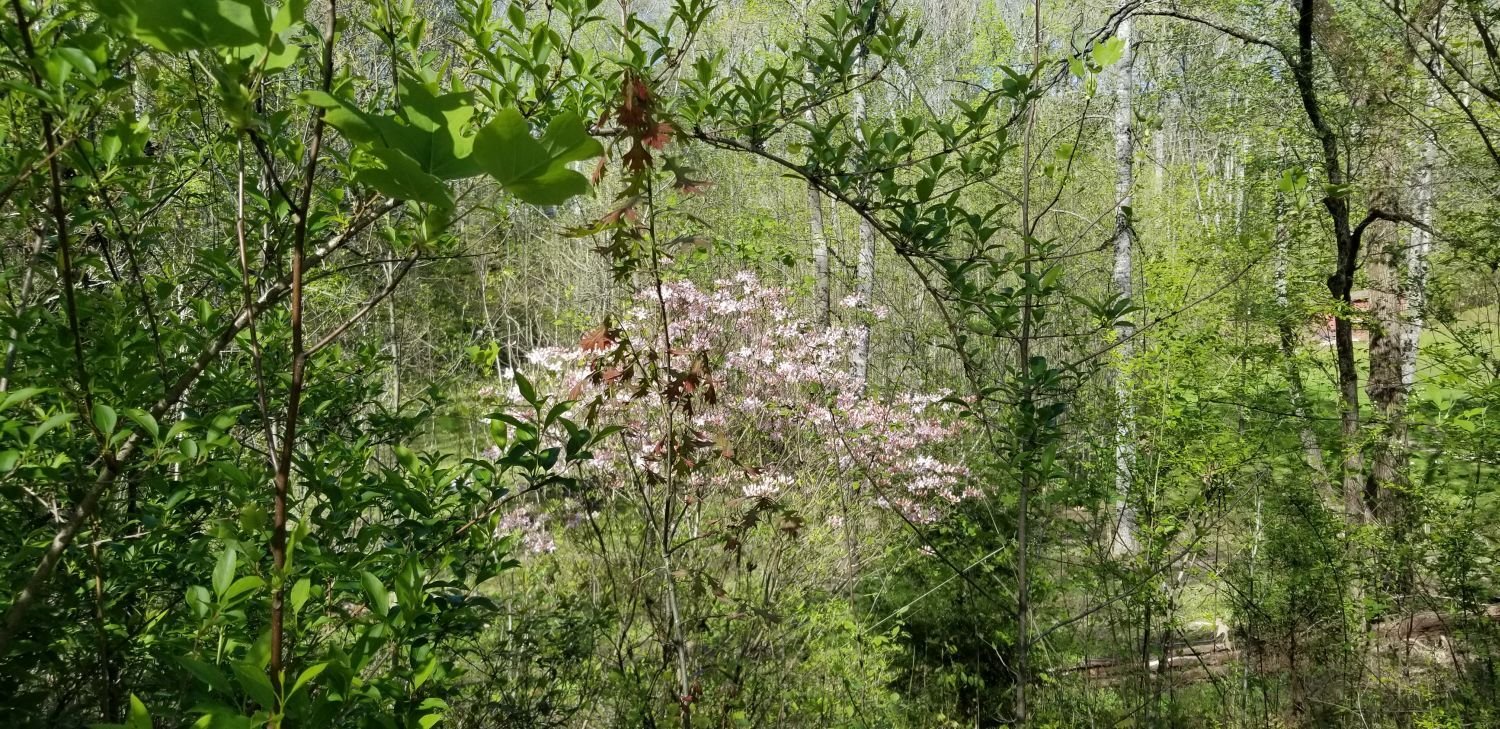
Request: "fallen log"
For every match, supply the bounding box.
[1371,604,1500,642]
[1058,603,1500,685]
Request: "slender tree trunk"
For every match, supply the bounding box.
[386,259,401,409]
[1013,2,1041,720]
[1403,82,1439,393]
[1109,13,1139,557]
[1293,0,1369,525]
[269,6,336,718]
[0,232,42,391]
[805,68,832,329]
[810,187,831,329]
[1152,110,1165,197]
[851,45,875,389]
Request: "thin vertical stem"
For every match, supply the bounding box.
[1013,0,1042,721]
[269,1,336,719]
[237,140,279,471]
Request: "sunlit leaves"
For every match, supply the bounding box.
[361,571,389,617]
[90,693,152,729]
[91,402,117,437]
[90,0,273,52]
[303,76,601,208]
[91,0,305,71]
[1092,36,1126,68]
[470,109,603,204]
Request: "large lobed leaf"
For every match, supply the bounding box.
[302,75,602,207]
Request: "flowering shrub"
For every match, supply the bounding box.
[496,506,558,555]
[481,272,971,545]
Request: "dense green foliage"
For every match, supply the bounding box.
[0,0,1498,726]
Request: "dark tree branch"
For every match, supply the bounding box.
[268,0,337,708]
[1135,9,1292,64]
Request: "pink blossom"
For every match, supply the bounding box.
[488,272,972,522]
[496,506,557,555]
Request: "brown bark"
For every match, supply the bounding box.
[1363,129,1408,523]
[1293,0,1371,525]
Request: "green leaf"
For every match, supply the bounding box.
[179,656,235,695]
[288,661,328,698]
[470,110,602,205]
[394,445,418,471]
[271,0,306,33]
[354,148,453,207]
[92,403,117,437]
[90,0,273,53]
[513,370,538,406]
[187,708,254,729]
[230,661,276,709]
[0,387,45,412]
[543,401,572,428]
[56,48,98,77]
[29,412,75,445]
[88,693,152,729]
[1092,36,1125,68]
[125,694,151,729]
[290,577,311,614]
[213,549,236,597]
[393,77,480,178]
[163,420,193,443]
[186,585,213,618]
[308,75,598,207]
[418,714,443,729]
[221,575,265,603]
[123,409,160,439]
[361,571,390,617]
[300,90,383,144]
[413,655,439,690]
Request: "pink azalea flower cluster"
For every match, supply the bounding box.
[481,271,971,530]
[495,506,557,555]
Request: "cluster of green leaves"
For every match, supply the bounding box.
[0,0,613,725]
[304,74,601,209]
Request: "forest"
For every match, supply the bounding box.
[0,0,1497,726]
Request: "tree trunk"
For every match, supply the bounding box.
[1109,13,1138,557]
[1363,114,1409,524]
[1294,0,1369,525]
[810,187,831,329]
[851,43,875,390]
[1403,82,1439,392]
[386,259,401,409]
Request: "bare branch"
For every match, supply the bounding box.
[307,252,419,356]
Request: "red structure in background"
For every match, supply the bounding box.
[1314,290,1404,345]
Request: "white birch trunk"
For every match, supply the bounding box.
[852,51,875,390]
[1109,15,1138,557]
[1403,87,1439,390]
